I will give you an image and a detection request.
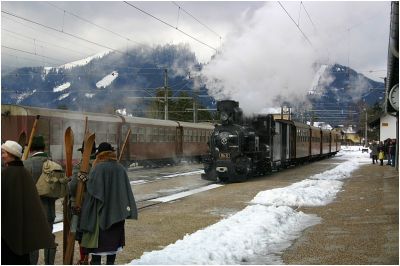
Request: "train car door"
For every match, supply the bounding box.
[289,124,296,159]
[281,123,288,161]
[272,122,281,165]
[175,124,183,158]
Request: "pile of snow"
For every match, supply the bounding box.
[130,148,369,265]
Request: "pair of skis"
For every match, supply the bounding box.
[63,126,95,264]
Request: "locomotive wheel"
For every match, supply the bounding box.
[217,174,229,183]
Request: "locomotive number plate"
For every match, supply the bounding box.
[219,153,231,159]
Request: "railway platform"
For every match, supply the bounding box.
[46,157,398,265]
[282,162,399,264]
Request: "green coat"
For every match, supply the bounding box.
[80,154,138,234]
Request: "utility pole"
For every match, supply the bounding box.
[364,109,368,146]
[164,69,168,120]
[193,94,198,123]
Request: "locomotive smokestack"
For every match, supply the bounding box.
[217,100,243,125]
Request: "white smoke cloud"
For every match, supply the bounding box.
[201,3,321,114]
[200,2,390,115]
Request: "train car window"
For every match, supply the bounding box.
[275,124,280,134]
[145,128,151,143]
[51,122,61,144]
[108,124,116,133]
[131,133,137,143]
[97,133,107,143]
[108,134,116,143]
[138,134,145,143]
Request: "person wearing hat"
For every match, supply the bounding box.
[79,142,138,265]
[1,140,55,264]
[68,141,96,264]
[23,136,57,265]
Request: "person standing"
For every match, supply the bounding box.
[378,141,385,166]
[23,136,57,265]
[389,139,396,167]
[79,142,138,265]
[370,141,378,164]
[68,141,96,264]
[1,140,55,265]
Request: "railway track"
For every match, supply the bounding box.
[53,164,217,230]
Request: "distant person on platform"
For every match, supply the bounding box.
[1,140,55,265]
[370,141,378,164]
[23,136,57,265]
[79,142,138,265]
[378,141,385,166]
[388,139,396,167]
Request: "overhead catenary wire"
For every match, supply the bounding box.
[45,1,145,47]
[277,1,314,49]
[123,1,217,52]
[2,6,207,75]
[2,10,126,55]
[301,2,317,31]
[2,45,66,64]
[2,15,99,55]
[2,28,89,57]
[171,1,222,40]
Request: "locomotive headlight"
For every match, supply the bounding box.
[220,112,229,122]
[219,132,229,145]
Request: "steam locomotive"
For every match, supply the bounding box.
[202,100,341,182]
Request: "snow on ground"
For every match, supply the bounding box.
[96,71,118,89]
[53,82,71,92]
[58,50,111,69]
[130,147,370,265]
[16,89,36,104]
[57,92,70,101]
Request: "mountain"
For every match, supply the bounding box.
[296,64,385,127]
[1,44,212,117]
[1,46,384,126]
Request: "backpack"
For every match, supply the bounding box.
[36,159,69,198]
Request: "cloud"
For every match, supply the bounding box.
[200,2,390,114]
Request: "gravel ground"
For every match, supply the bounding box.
[47,159,398,265]
[282,163,398,264]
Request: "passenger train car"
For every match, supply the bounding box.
[1,104,214,166]
[202,100,341,182]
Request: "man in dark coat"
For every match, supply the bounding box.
[1,140,55,265]
[23,135,57,265]
[80,142,138,265]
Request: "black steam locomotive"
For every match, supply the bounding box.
[202,100,341,182]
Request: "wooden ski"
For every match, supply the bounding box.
[22,115,40,160]
[63,127,74,260]
[118,128,131,162]
[63,133,95,265]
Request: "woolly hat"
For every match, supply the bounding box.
[31,135,45,150]
[1,140,23,158]
[96,142,115,155]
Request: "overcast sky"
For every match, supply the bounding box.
[1,1,392,113]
